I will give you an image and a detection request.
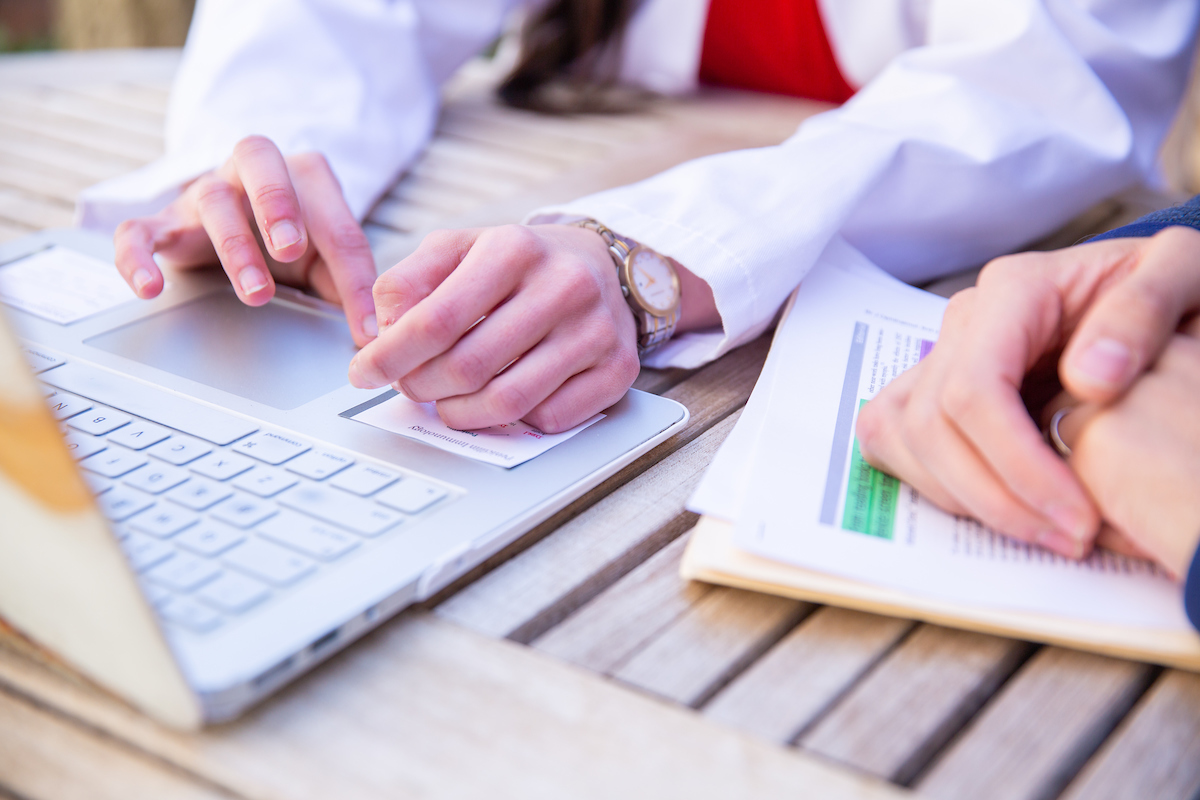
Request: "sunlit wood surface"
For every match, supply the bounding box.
[2,48,1199,800]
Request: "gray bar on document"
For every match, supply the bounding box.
[819,321,869,525]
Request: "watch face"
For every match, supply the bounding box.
[627,248,679,314]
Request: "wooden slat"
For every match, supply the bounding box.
[1,109,162,163]
[0,218,36,244]
[0,186,75,230]
[0,689,232,800]
[702,607,913,744]
[67,82,173,116]
[435,337,770,641]
[916,648,1155,800]
[0,124,142,181]
[799,625,1033,784]
[611,586,810,707]
[0,151,95,205]
[532,534,712,673]
[0,86,164,139]
[0,613,906,800]
[1061,670,1200,800]
[437,410,740,642]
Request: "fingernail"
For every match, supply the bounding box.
[348,357,382,390]
[132,268,154,295]
[269,220,301,251]
[1073,337,1132,389]
[361,314,379,339]
[1045,503,1089,543]
[239,267,269,296]
[1036,528,1084,559]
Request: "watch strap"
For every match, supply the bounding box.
[571,218,679,356]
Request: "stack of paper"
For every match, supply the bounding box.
[682,238,1200,670]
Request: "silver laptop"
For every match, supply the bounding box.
[0,228,688,728]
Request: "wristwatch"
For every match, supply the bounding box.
[572,218,680,356]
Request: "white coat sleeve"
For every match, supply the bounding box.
[535,0,1200,369]
[76,0,520,233]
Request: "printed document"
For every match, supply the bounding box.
[352,391,604,468]
[0,246,137,324]
[710,240,1191,631]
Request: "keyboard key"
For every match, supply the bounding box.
[231,430,311,465]
[80,448,147,478]
[121,532,175,571]
[108,420,171,450]
[197,572,269,614]
[258,511,360,561]
[232,466,298,498]
[376,478,449,515]
[41,361,259,445]
[62,429,107,460]
[82,473,113,495]
[67,406,132,436]
[175,520,245,557]
[190,451,255,481]
[286,449,354,480]
[145,553,222,592]
[329,464,399,496]
[159,597,222,633]
[139,582,172,608]
[166,476,232,511]
[22,346,64,373]
[278,485,402,536]
[96,486,155,521]
[223,538,315,586]
[124,462,190,494]
[128,505,199,538]
[148,435,212,466]
[45,390,92,421]
[210,492,278,528]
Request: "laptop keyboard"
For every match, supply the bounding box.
[41,374,459,637]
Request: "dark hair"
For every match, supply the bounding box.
[498,0,643,113]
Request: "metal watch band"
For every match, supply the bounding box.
[571,218,679,356]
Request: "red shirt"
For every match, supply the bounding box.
[699,0,855,104]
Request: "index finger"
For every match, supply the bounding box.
[1062,226,1200,402]
[938,256,1100,544]
[289,153,378,346]
[227,136,308,263]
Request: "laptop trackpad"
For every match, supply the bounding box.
[85,291,358,410]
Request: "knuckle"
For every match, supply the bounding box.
[327,221,371,257]
[526,404,563,435]
[193,175,237,209]
[446,348,491,392]
[1125,278,1174,322]
[216,231,261,262]
[977,253,1030,288]
[939,373,980,421]
[251,182,296,214]
[483,224,541,261]
[855,402,886,456]
[412,301,458,344]
[288,150,331,175]
[486,381,535,423]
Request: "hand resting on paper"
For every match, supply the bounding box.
[856,226,1200,560]
[1052,324,1200,579]
[113,136,380,347]
[347,224,719,433]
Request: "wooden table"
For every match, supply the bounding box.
[2,48,1200,800]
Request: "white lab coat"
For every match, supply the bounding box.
[76,0,1200,369]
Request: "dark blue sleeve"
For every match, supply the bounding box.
[1187,552,1200,632]
[1089,194,1200,241]
[1089,194,1200,630]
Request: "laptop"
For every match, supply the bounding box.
[0,228,688,729]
